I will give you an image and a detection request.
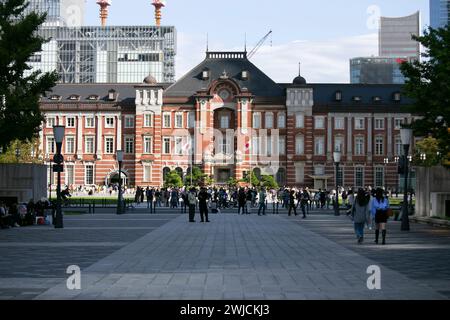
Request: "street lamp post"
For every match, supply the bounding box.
[53,125,65,229]
[116,150,124,215]
[333,151,341,216]
[15,147,20,163]
[46,153,53,201]
[400,128,413,231]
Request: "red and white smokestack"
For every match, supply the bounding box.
[152,0,166,26]
[97,0,112,27]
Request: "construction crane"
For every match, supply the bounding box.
[247,30,272,59]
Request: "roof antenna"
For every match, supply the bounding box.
[298,62,301,76]
[206,33,209,52]
[244,33,247,53]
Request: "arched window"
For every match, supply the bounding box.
[175,167,183,179]
[295,135,304,155]
[276,168,286,186]
[163,167,171,181]
[253,168,262,180]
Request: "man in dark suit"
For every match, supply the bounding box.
[198,187,210,223]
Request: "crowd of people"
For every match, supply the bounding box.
[0,198,54,229]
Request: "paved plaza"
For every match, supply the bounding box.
[0,208,449,300]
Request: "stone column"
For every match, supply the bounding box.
[117,115,122,151]
[347,116,353,162]
[327,116,332,161]
[387,116,393,158]
[77,115,83,159]
[367,117,372,162]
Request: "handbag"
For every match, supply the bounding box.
[387,208,394,217]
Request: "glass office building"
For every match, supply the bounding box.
[350,57,415,84]
[431,0,450,29]
[20,0,85,26]
[27,26,177,83]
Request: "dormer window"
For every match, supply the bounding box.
[68,95,80,101]
[393,92,401,102]
[241,70,249,80]
[87,95,99,101]
[352,96,361,102]
[373,96,382,102]
[49,95,61,101]
[108,89,116,101]
[202,69,210,80]
[335,91,342,101]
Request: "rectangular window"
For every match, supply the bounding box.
[220,115,230,129]
[105,137,114,154]
[66,117,75,128]
[314,137,325,155]
[124,116,135,128]
[355,118,365,130]
[277,113,286,128]
[295,165,305,183]
[394,118,404,130]
[125,137,134,154]
[355,167,364,188]
[375,167,384,188]
[266,136,272,156]
[143,166,151,182]
[253,113,261,129]
[163,137,171,154]
[295,135,304,155]
[334,118,344,130]
[163,113,171,128]
[355,137,364,156]
[188,112,195,128]
[175,113,183,128]
[252,136,260,155]
[375,136,384,155]
[337,167,344,187]
[65,136,75,154]
[46,117,56,128]
[395,137,403,156]
[66,165,74,185]
[315,116,325,129]
[265,113,274,129]
[314,166,325,176]
[143,136,153,154]
[295,113,304,128]
[278,136,286,156]
[334,136,344,153]
[375,118,385,130]
[105,117,114,128]
[47,137,55,154]
[85,117,95,128]
[144,114,154,127]
[85,165,94,185]
[175,137,183,155]
[85,137,95,154]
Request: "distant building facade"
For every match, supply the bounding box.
[350,56,415,84]
[430,0,450,29]
[39,51,416,191]
[379,12,420,59]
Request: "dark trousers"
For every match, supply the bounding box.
[288,204,297,216]
[188,204,196,221]
[148,200,155,213]
[301,204,307,217]
[238,203,246,214]
[199,205,209,222]
[258,203,266,215]
[272,202,279,214]
[181,202,187,213]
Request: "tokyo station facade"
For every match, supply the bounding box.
[39,51,415,190]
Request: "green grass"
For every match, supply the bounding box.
[67,197,133,205]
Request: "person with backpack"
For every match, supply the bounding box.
[187,188,197,222]
[257,187,267,216]
[371,188,390,245]
[351,189,371,244]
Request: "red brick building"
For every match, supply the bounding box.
[39,51,415,190]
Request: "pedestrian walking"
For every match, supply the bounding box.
[198,187,210,223]
[237,187,246,215]
[350,189,371,244]
[187,188,197,222]
[371,188,390,245]
[257,187,267,216]
[288,190,298,216]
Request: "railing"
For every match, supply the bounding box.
[63,198,135,213]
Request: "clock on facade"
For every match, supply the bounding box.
[218,89,230,100]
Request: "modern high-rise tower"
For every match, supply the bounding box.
[430,0,450,29]
[379,11,420,59]
[18,0,177,83]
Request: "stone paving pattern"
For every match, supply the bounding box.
[1,208,449,300]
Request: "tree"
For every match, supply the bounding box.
[0,138,41,163]
[241,171,260,187]
[260,175,279,189]
[0,0,59,150]
[164,170,183,188]
[413,136,442,167]
[226,177,238,188]
[184,166,208,186]
[400,26,450,167]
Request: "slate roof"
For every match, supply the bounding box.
[164,52,285,98]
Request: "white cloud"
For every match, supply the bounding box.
[176,33,378,84]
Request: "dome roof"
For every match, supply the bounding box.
[293,75,307,85]
[143,74,157,85]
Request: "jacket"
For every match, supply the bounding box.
[351,201,370,224]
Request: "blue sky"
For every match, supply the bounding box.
[83,0,430,83]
